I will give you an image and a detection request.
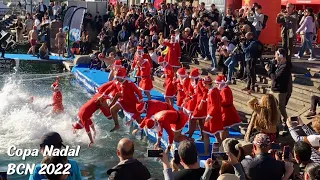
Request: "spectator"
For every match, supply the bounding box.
[217,36,235,77]
[117,25,130,45]
[29,132,82,180]
[247,5,264,39]
[245,94,281,142]
[15,18,24,43]
[304,163,320,180]
[53,1,61,20]
[242,133,293,180]
[265,48,291,134]
[173,140,217,180]
[38,43,49,59]
[295,7,317,61]
[292,141,313,179]
[276,3,298,63]
[286,116,320,163]
[242,32,258,94]
[41,156,69,180]
[305,95,320,117]
[107,138,151,180]
[25,13,34,35]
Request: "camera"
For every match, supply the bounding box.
[218,42,224,46]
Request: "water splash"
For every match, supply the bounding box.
[0,76,94,154]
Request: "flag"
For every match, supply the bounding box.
[62,6,76,32]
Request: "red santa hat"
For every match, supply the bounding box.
[189,68,200,79]
[158,56,165,64]
[137,46,144,51]
[176,67,187,77]
[203,76,213,84]
[115,67,126,79]
[215,75,226,84]
[145,118,155,129]
[98,53,104,59]
[113,60,122,67]
[136,102,146,113]
[51,77,59,90]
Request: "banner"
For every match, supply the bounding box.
[68,7,86,48]
[63,6,77,32]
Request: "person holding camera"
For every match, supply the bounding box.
[241,32,258,94]
[247,5,264,39]
[217,36,235,77]
[265,48,291,134]
[276,3,298,63]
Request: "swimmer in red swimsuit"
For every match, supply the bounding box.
[72,93,110,147]
[44,77,64,115]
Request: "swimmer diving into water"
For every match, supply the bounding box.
[44,77,64,115]
[72,93,111,147]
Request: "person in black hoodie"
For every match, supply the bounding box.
[265,48,291,133]
[107,138,151,180]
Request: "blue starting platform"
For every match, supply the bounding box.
[2,54,73,61]
[72,66,242,157]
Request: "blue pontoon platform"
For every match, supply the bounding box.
[72,66,242,157]
[2,54,73,61]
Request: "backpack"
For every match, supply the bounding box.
[261,14,268,29]
[256,40,264,57]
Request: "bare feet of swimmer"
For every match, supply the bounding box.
[110,124,120,132]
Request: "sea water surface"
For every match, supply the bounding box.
[0,72,163,179]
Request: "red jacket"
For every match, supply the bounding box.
[96,80,116,97]
[52,91,63,112]
[138,100,174,127]
[103,80,142,104]
[163,41,181,67]
[220,86,241,127]
[207,87,222,120]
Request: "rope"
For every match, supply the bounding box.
[0,72,72,77]
[0,73,72,83]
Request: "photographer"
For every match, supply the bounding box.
[247,5,264,39]
[265,48,291,134]
[217,36,235,77]
[276,3,298,63]
[241,32,258,94]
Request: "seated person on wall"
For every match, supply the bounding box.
[89,54,101,70]
[38,43,49,59]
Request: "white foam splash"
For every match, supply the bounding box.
[0,76,99,154]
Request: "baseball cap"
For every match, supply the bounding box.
[221,36,229,42]
[305,135,320,147]
[253,133,271,148]
[40,132,66,148]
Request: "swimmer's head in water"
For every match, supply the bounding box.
[51,77,60,91]
[28,96,34,103]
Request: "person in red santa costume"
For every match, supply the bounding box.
[201,76,224,155]
[183,68,200,117]
[137,57,153,100]
[138,110,188,149]
[162,34,181,70]
[72,93,111,147]
[44,77,64,116]
[102,67,143,132]
[215,75,241,141]
[130,100,174,134]
[175,67,190,111]
[158,56,175,106]
[131,46,152,83]
[108,59,123,81]
[185,73,209,140]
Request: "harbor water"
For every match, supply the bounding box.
[0,69,163,179]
